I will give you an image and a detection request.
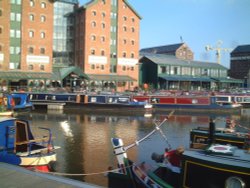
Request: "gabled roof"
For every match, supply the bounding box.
[231,44,250,54]
[140,53,228,70]
[80,0,142,19]
[140,43,185,54]
[53,66,89,80]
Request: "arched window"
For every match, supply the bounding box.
[101,23,105,29]
[91,35,96,41]
[0,44,2,52]
[101,50,105,56]
[122,52,126,58]
[29,30,34,38]
[40,65,45,71]
[30,0,34,7]
[41,15,46,22]
[91,21,96,27]
[92,11,96,16]
[40,32,45,38]
[41,2,46,8]
[101,36,105,42]
[28,47,34,54]
[40,47,45,54]
[29,14,34,21]
[91,49,95,55]
[28,64,34,70]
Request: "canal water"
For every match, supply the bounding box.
[16,108,250,187]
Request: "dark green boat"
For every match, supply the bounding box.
[190,126,249,149]
[108,120,250,188]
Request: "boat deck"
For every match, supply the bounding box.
[0,162,103,188]
[184,149,250,168]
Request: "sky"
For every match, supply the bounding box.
[79,0,250,68]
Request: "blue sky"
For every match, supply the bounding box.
[79,0,250,68]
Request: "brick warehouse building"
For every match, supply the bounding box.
[0,0,141,92]
[74,0,141,92]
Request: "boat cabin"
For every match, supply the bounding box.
[0,118,51,155]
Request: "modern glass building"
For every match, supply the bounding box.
[53,0,78,65]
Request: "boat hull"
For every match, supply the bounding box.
[181,149,250,188]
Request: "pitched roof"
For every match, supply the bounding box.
[140,53,228,70]
[52,66,89,80]
[80,0,142,19]
[140,43,184,54]
[231,44,250,54]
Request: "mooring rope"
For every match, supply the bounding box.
[34,164,134,176]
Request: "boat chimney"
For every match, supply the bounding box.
[208,118,215,145]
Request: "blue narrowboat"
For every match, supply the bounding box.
[0,117,58,172]
[6,93,33,111]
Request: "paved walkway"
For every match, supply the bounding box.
[0,162,103,188]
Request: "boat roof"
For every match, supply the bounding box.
[183,147,250,169]
[0,117,16,123]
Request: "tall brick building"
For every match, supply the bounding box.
[75,0,141,91]
[0,0,53,72]
[0,0,141,92]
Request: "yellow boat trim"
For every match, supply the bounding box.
[182,160,250,188]
[193,135,244,144]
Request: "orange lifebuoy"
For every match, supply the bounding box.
[10,98,15,107]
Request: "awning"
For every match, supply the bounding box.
[159,76,212,82]
[211,77,243,83]
[88,74,136,81]
[0,71,52,80]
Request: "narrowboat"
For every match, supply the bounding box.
[0,117,59,172]
[29,92,152,110]
[108,121,250,188]
[86,95,152,109]
[6,93,33,111]
[190,126,249,149]
[132,94,242,110]
[235,95,250,107]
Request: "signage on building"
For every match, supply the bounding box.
[88,55,107,64]
[26,55,50,63]
[118,58,138,65]
[0,53,4,62]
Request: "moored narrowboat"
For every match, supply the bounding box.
[0,117,59,172]
[132,94,242,110]
[190,126,249,149]
[6,93,33,111]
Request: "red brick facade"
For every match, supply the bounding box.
[0,0,53,73]
[0,0,10,70]
[20,0,53,72]
[75,0,141,91]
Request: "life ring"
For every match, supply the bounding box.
[208,144,233,154]
[10,98,15,107]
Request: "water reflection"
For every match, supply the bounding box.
[15,109,250,187]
